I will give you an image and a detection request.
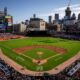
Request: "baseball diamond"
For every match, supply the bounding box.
[0,37,80,75]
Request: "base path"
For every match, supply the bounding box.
[0,49,80,76]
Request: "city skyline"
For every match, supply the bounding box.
[0,0,80,23]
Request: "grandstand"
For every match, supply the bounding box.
[0,33,25,41]
[0,58,80,80]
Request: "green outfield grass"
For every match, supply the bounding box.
[0,37,80,71]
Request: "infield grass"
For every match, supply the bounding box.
[23,48,57,59]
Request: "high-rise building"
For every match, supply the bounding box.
[0,7,7,17]
[55,14,59,20]
[33,14,36,18]
[65,7,71,18]
[4,7,7,16]
[25,20,29,25]
[78,13,80,20]
[48,16,52,23]
[72,13,76,20]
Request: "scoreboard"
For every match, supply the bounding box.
[4,16,13,32]
[0,15,13,32]
[5,16,13,26]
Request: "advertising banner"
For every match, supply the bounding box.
[8,22,12,26]
[5,16,11,18]
[0,24,6,29]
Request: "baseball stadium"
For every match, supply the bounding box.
[0,0,80,79]
[0,36,80,76]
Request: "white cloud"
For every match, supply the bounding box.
[55,4,80,11]
[38,4,80,20]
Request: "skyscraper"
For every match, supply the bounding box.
[78,13,80,20]
[72,13,76,20]
[33,14,36,18]
[4,7,7,16]
[65,7,71,18]
[55,14,59,20]
[48,16,52,23]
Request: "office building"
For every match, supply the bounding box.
[78,13,80,20]
[13,22,27,34]
[65,7,71,18]
[72,13,76,20]
[0,7,7,17]
[55,14,59,20]
[48,16,52,23]
[28,16,46,31]
[33,14,36,18]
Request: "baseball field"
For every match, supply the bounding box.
[0,37,80,72]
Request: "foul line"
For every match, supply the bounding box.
[21,54,34,60]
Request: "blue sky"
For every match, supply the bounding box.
[0,0,80,23]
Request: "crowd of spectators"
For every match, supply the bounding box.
[58,59,80,80]
[0,32,80,41]
[0,33,24,41]
[0,58,80,80]
[52,33,80,40]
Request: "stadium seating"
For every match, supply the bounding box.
[0,58,80,80]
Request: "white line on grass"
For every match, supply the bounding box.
[46,54,62,60]
[16,56,25,61]
[21,54,34,60]
[54,57,62,61]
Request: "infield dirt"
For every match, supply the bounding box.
[13,45,67,54]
